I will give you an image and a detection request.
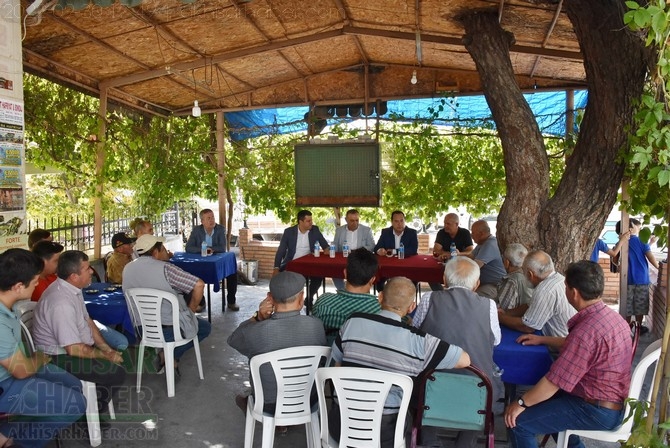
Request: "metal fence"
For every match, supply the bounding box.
[27,203,190,252]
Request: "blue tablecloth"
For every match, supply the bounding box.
[493,326,553,385]
[170,252,237,291]
[83,282,135,342]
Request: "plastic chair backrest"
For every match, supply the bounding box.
[639,341,662,403]
[316,366,413,448]
[249,346,331,423]
[619,345,662,435]
[14,301,37,355]
[125,288,183,346]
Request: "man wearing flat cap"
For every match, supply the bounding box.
[228,271,327,416]
[106,232,135,284]
[123,234,211,374]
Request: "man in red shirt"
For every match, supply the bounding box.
[504,260,632,448]
[30,240,64,301]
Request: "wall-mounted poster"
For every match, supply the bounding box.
[0,98,26,251]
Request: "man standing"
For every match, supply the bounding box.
[228,271,327,416]
[414,257,500,448]
[106,232,135,284]
[505,261,632,448]
[498,250,576,338]
[124,234,212,374]
[497,243,533,310]
[273,210,329,302]
[33,250,127,413]
[332,276,470,448]
[185,208,239,311]
[312,248,380,345]
[332,209,375,291]
[429,213,474,291]
[467,220,506,298]
[0,249,86,448]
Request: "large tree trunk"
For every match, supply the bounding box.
[459,0,649,271]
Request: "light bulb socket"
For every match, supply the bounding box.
[411,70,418,85]
[192,100,201,117]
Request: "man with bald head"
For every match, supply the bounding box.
[498,250,576,338]
[429,213,474,291]
[332,276,470,447]
[467,220,506,298]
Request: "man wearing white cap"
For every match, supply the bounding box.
[123,234,211,374]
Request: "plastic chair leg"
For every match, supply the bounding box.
[81,380,101,447]
[192,338,204,380]
[164,343,176,398]
[261,416,276,448]
[244,398,256,448]
[136,342,145,391]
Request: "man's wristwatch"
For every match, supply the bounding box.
[517,397,528,408]
[252,311,259,322]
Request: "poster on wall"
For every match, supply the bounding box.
[0,98,27,251]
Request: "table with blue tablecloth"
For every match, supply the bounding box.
[493,326,553,386]
[170,252,237,322]
[83,282,135,343]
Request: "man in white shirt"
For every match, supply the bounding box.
[332,209,375,290]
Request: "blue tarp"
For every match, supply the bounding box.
[225,90,588,141]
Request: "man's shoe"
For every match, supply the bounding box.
[227,303,240,311]
[640,325,650,335]
[235,394,248,413]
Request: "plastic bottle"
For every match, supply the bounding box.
[450,242,457,259]
[398,242,405,260]
[329,241,336,258]
[343,240,350,258]
[201,241,208,257]
[314,242,320,257]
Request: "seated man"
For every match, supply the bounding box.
[30,240,64,301]
[185,208,239,311]
[467,220,506,298]
[123,234,212,374]
[429,213,474,291]
[312,248,380,345]
[0,249,86,448]
[33,250,127,412]
[332,209,375,290]
[374,211,419,291]
[413,257,500,448]
[505,261,632,448]
[497,243,533,310]
[498,250,576,338]
[228,271,327,417]
[332,276,470,447]
[106,232,135,284]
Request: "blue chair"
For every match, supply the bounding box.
[411,364,495,448]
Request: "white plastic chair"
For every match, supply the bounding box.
[125,288,204,398]
[15,301,114,447]
[245,346,331,448]
[555,343,662,448]
[315,367,414,448]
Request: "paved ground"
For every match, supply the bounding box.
[49,279,658,448]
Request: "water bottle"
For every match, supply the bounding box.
[398,242,405,260]
[450,242,457,259]
[343,240,350,258]
[329,242,336,258]
[314,242,320,257]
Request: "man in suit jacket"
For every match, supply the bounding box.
[273,209,329,302]
[374,210,419,291]
[185,208,239,311]
[332,209,375,290]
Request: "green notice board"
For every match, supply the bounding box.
[294,142,381,206]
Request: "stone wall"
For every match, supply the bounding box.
[650,262,667,340]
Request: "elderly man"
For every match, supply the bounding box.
[374,210,419,291]
[414,256,500,448]
[185,208,239,311]
[124,234,212,374]
[430,213,475,291]
[467,220,506,298]
[106,232,135,284]
[332,209,375,290]
[33,250,127,412]
[497,243,533,310]
[30,240,64,301]
[498,250,576,338]
[273,209,329,302]
[228,271,327,420]
[312,248,380,345]
[0,249,86,448]
[505,261,632,448]
[332,276,470,448]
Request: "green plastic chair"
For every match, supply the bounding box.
[410,364,495,448]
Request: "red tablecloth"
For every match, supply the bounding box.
[286,253,444,283]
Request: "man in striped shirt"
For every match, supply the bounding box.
[332,276,470,447]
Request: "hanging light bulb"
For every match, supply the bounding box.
[192,100,201,117]
[411,70,418,85]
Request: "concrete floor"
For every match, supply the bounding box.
[51,279,658,448]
